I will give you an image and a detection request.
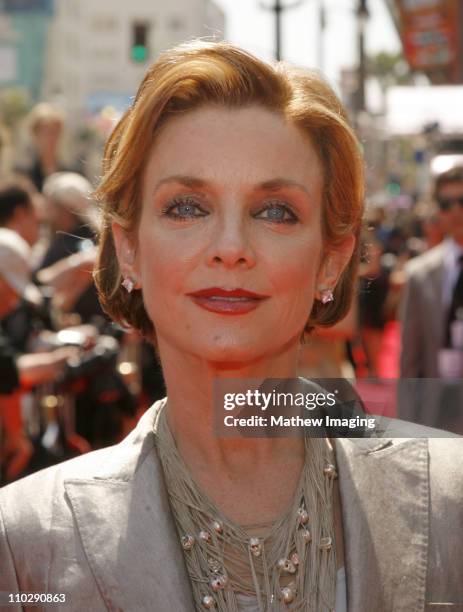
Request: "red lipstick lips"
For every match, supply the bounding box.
[186,287,269,315]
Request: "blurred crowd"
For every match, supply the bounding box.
[0,103,165,484]
[1,101,462,484]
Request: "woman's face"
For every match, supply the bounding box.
[115,105,351,364]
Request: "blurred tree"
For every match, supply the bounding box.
[0,87,31,128]
[367,51,416,116]
[368,51,413,89]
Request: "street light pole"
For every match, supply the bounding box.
[275,0,282,61]
[355,0,369,113]
[260,0,303,61]
[318,0,326,72]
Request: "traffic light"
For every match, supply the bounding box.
[131,23,149,63]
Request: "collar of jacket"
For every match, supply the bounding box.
[64,400,429,612]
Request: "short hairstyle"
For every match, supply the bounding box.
[434,166,463,200]
[27,103,64,134]
[42,172,95,225]
[94,40,364,340]
[0,178,33,226]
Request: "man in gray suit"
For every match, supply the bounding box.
[399,166,463,430]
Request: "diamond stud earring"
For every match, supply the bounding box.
[122,277,135,293]
[320,289,334,304]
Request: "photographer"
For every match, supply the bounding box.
[0,229,76,483]
[37,172,104,325]
[0,177,39,248]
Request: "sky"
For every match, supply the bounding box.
[213,0,401,90]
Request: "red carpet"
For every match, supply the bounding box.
[378,321,401,379]
[355,321,401,418]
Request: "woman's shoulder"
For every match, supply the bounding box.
[341,415,463,457]
[427,436,463,488]
[0,401,167,601]
[337,418,463,501]
[0,446,115,579]
[1,446,113,513]
[0,400,164,534]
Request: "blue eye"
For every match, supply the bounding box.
[254,202,298,224]
[162,197,208,220]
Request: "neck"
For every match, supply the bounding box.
[38,149,58,174]
[157,337,303,468]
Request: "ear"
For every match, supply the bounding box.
[112,221,140,287]
[315,235,355,300]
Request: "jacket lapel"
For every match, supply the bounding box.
[335,437,429,612]
[64,401,195,612]
[426,249,445,347]
[63,400,430,612]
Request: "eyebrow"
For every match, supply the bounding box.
[257,178,310,197]
[153,175,311,198]
[153,175,207,194]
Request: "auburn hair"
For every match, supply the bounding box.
[94,40,364,340]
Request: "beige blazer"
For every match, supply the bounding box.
[400,242,447,380]
[398,242,463,432]
[0,399,462,611]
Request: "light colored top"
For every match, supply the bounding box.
[233,566,347,611]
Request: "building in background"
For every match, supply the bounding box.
[42,0,225,127]
[0,0,54,101]
[385,0,463,84]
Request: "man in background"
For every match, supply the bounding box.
[37,172,102,324]
[399,166,463,431]
[0,178,39,247]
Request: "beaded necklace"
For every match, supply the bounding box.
[154,401,338,611]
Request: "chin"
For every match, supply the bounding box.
[193,328,300,369]
[201,340,264,366]
[186,328,269,363]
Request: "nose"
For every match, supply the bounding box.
[205,214,256,270]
